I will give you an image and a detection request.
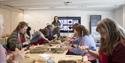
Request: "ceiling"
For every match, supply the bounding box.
[0,0,125,11]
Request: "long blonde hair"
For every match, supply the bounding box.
[96,18,125,55]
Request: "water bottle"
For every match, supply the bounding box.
[47,57,55,63]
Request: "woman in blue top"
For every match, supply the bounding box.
[68,24,97,63]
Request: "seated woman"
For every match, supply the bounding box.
[6,21,28,51]
[69,23,79,43]
[26,26,32,40]
[30,29,50,45]
[67,24,97,63]
[0,21,25,63]
[80,18,125,63]
[45,24,55,40]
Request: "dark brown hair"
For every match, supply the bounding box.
[54,16,58,21]
[39,28,48,35]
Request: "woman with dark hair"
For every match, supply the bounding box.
[69,23,79,44]
[7,21,28,51]
[52,16,61,38]
[68,24,96,63]
[26,26,31,39]
[31,25,54,45]
[46,24,55,40]
[72,23,79,37]
[30,29,50,45]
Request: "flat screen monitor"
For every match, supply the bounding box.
[58,17,81,33]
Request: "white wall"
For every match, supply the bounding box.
[24,10,113,33]
[0,5,24,37]
[113,6,124,27]
[123,5,125,27]
[0,15,4,37]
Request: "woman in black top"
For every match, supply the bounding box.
[52,16,61,39]
[26,26,31,39]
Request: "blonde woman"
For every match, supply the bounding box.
[81,18,125,63]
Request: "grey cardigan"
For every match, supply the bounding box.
[6,31,22,51]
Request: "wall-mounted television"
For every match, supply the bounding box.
[58,17,81,33]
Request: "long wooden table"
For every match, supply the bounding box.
[21,41,89,63]
[22,53,85,63]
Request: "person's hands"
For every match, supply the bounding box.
[80,61,91,63]
[7,48,28,63]
[15,48,27,58]
[23,41,30,45]
[7,53,15,63]
[77,59,91,63]
[79,46,89,53]
[53,34,58,39]
[79,46,89,50]
[46,40,51,43]
[67,45,73,50]
[69,37,76,42]
[72,44,78,48]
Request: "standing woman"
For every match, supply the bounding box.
[6,21,28,51]
[52,16,61,39]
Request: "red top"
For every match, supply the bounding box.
[99,41,125,63]
[108,41,125,63]
[99,51,108,63]
[31,38,47,45]
[20,34,26,44]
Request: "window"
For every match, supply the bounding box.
[90,15,101,43]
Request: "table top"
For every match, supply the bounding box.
[21,40,89,63]
[22,53,86,63]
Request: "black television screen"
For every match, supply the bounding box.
[58,17,81,33]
